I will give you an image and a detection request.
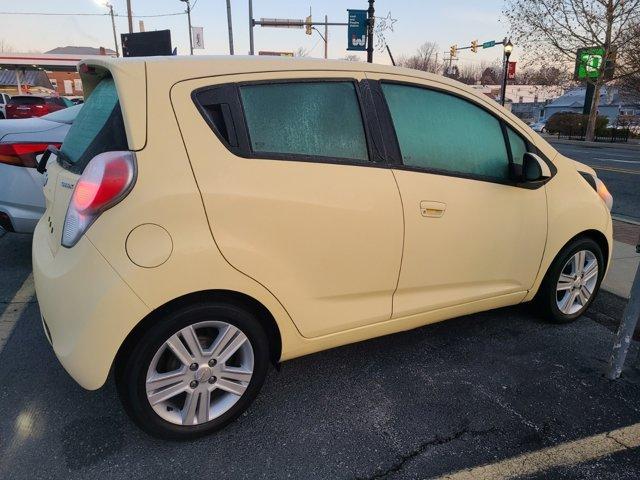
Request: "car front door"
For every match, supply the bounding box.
[365,74,547,318]
[171,72,404,338]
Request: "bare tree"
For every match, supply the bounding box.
[342,54,361,62]
[0,39,15,53]
[504,0,640,140]
[294,47,309,57]
[397,42,440,73]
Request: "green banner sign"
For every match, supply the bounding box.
[482,40,496,49]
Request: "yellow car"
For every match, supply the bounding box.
[33,56,613,439]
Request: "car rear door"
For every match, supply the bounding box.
[365,73,547,318]
[171,71,404,338]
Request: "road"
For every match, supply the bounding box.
[2,230,640,478]
[549,141,640,223]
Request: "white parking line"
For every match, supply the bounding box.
[437,422,640,480]
[0,274,34,353]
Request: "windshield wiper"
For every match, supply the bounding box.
[37,145,71,174]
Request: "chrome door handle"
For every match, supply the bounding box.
[420,201,446,218]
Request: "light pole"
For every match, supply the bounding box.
[180,0,194,55]
[366,0,375,63]
[226,0,234,55]
[500,39,513,106]
[106,3,119,57]
[248,0,255,55]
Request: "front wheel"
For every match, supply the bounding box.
[116,302,270,440]
[535,237,604,323]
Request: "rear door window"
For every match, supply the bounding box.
[60,77,128,173]
[239,81,369,162]
[8,96,45,105]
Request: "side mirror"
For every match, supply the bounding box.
[522,152,551,182]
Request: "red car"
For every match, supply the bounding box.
[5,96,67,119]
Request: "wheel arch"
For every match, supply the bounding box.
[113,289,283,378]
[530,227,610,301]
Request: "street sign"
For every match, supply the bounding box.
[347,9,367,51]
[482,40,496,49]
[575,46,604,79]
[574,46,615,80]
[507,61,516,80]
[259,18,304,28]
[191,27,204,49]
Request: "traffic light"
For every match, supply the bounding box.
[305,15,312,35]
[471,40,478,53]
[450,44,457,58]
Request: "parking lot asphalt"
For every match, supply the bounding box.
[2,230,640,479]
[548,140,640,223]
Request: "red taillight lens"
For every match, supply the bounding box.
[0,143,61,168]
[62,151,136,247]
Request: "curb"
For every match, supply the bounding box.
[545,137,640,151]
[613,215,640,226]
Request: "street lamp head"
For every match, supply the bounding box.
[504,40,514,58]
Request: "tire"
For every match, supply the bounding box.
[535,237,604,323]
[116,302,270,440]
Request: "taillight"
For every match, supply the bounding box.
[0,143,61,168]
[61,151,136,247]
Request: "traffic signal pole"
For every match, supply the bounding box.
[366,0,375,63]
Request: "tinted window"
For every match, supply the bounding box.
[8,96,45,105]
[239,82,368,161]
[60,78,128,172]
[382,83,509,180]
[507,127,527,166]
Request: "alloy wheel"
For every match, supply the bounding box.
[145,321,254,426]
[555,250,598,315]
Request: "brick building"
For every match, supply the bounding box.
[44,46,116,97]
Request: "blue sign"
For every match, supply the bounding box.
[347,9,367,51]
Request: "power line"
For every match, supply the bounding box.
[0,11,185,18]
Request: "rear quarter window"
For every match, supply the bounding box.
[60,77,128,173]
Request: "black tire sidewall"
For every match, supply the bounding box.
[539,238,604,323]
[116,302,270,440]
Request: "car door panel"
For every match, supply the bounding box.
[365,73,547,317]
[171,72,404,338]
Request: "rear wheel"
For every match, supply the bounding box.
[535,237,604,323]
[116,302,270,440]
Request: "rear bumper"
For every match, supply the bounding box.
[33,220,149,390]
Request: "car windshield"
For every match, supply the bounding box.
[42,104,82,124]
[59,77,128,172]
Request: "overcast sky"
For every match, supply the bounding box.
[1,0,516,65]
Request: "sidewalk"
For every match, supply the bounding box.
[602,220,640,298]
[544,134,640,150]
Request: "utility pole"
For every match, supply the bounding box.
[366,0,375,63]
[226,0,234,55]
[181,0,194,55]
[248,0,255,55]
[324,14,328,59]
[106,3,119,57]
[126,0,133,33]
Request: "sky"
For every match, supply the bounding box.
[1,0,516,66]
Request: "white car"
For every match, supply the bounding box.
[530,121,546,133]
[0,93,11,119]
[0,105,81,233]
